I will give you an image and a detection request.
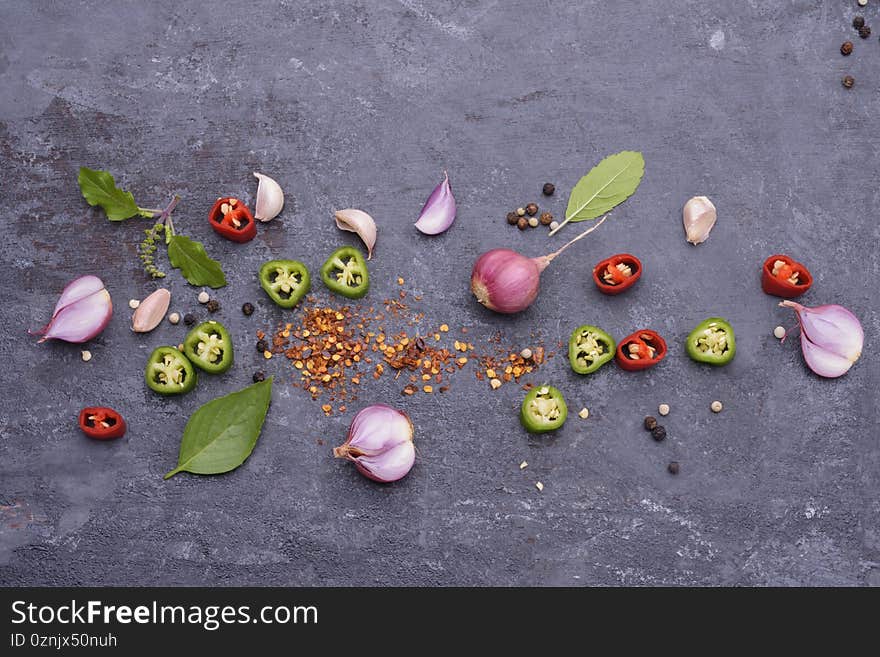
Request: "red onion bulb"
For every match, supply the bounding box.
[30,275,113,343]
[333,404,415,483]
[779,300,863,378]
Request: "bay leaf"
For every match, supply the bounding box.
[565,150,645,223]
[164,377,273,479]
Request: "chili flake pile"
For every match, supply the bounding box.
[260,292,551,415]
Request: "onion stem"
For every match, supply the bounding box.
[543,214,609,266]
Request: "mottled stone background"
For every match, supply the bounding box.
[1,1,877,586]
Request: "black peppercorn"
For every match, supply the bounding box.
[183,313,196,326]
[242,302,254,316]
[256,339,268,353]
[859,25,871,39]
[539,212,553,226]
[525,202,539,216]
[542,182,555,196]
[206,299,220,313]
[853,16,865,30]
[651,425,667,442]
[841,41,854,55]
[506,212,519,225]
[843,75,855,89]
[644,416,658,431]
[516,217,528,230]
[252,371,266,383]
[667,461,680,475]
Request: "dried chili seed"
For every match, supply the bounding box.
[206,299,220,313]
[667,461,680,475]
[841,41,853,55]
[842,75,855,89]
[256,339,268,353]
[853,16,865,30]
[525,202,539,216]
[506,212,519,225]
[253,371,266,383]
[542,182,555,196]
[183,313,196,326]
[539,212,553,225]
[651,425,667,442]
[242,302,255,316]
[516,217,528,230]
[859,25,871,39]
[644,416,658,431]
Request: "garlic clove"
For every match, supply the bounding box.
[132,288,171,333]
[682,195,717,245]
[253,172,284,222]
[334,208,377,260]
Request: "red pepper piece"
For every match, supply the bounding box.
[209,197,257,243]
[615,330,667,371]
[78,407,126,440]
[761,254,812,298]
[592,253,642,295]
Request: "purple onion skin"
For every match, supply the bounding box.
[31,275,113,343]
[414,172,456,235]
[782,301,863,378]
[470,249,541,314]
[334,404,415,483]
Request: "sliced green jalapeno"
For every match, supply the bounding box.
[259,259,310,308]
[320,246,369,299]
[145,346,197,395]
[183,320,234,374]
[520,385,568,433]
[686,317,736,366]
[568,325,616,374]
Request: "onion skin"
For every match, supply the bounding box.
[333,404,415,483]
[31,275,113,344]
[780,301,863,378]
[471,249,541,314]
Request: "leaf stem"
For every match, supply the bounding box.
[544,214,609,264]
[137,207,164,216]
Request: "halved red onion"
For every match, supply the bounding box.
[414,171,456,235]
[333,404,415,482]
[31,275,113,344]
[780,301,863,378]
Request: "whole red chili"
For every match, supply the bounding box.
[761,254,813,298]
[592,253,642,295]
[78,407,126,440]
[209,197,257,243]
[615,330,667,371]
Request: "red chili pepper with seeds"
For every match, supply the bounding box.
[615,329,667,371]
[209,197,257,243]
[592,253,642,295]
[78,407,126,440]
[761,254,812,298]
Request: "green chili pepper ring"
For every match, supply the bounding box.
[520,385,568,433]
[686,317,736,366]
[259,259,311,308]
[183,320,234,374]
[568,325,616,374]
[145,346,197,395]
[320,246,370,299]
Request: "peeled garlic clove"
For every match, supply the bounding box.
[682,195,717,245]
[253,172,284,222]
[334,208,377,260]
[132,288,171,333]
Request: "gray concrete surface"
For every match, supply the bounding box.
[1,1,878,586]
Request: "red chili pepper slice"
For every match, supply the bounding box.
[615,329,667,371]
[761,254,812,298]
[592,253,642,295]
[209,197,257,243]
[78,407,126,440]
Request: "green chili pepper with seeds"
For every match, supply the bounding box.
[145,346,196,395]
[320,246,369,299]
[686,317,736,366]
[568,325,616,374]
[183,320,234,374]
[259,259,310,308]
[520,385,568,433]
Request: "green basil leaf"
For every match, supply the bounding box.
[164,377,273,479]
[77,167,142,221]
[167,235,227,288]
[565,151,645,223]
